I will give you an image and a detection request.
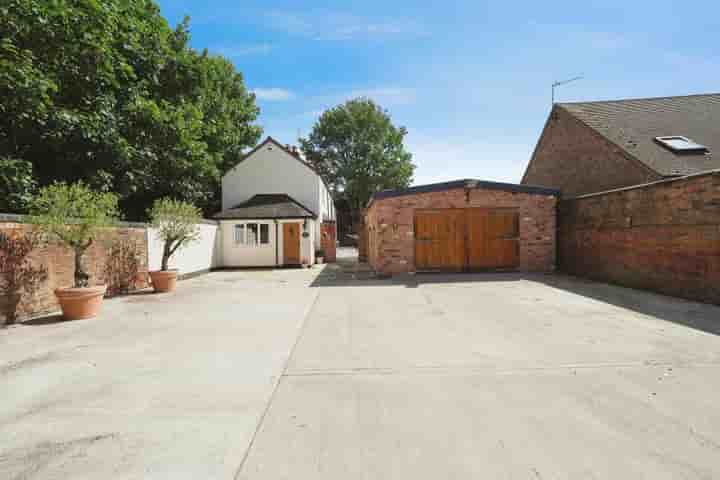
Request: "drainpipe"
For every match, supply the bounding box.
[274,220,279,266]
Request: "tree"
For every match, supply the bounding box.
[0,157,36,212]
[29,182,119,288]
[300,98,415,216]
[148,198,201,271]
[0,1,261,218]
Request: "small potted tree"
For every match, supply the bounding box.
[147,198,201,293]
[0,230,47,325]
[29,182,119,320]
[315,248,325,264]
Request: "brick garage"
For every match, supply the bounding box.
[559,170,720,304]
[365,180,558,276]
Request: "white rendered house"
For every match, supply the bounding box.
[214,137,336,267]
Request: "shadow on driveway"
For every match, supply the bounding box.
[311,256,720,337]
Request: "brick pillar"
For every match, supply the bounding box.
[320,221,337,263]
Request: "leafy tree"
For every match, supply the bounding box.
[0,0,261,218]
[0,157,36,212]
[300,98,415,215]
[29,182,119,288]
[148,198,201,271]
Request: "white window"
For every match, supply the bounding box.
[655,136,708,153]
[234,223,271,246]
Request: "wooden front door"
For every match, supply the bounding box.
[283,223,301,265]
[414,208,519,271]
[414,210,466,271]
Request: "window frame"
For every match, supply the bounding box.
[234,221,272,247]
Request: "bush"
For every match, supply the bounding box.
[0,230,47,324]
[30,182,119,288]
[148,198,201,271]
[104,238,143,296]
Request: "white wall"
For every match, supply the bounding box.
[223,142,320,214]
[147,222,220,275]
[220,220,277,267]
[219,219,316,267]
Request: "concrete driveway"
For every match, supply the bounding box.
[3,262,720,479]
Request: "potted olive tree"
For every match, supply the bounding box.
[148,198,201,293]
[0,230,47,325]
[30,182,119,320]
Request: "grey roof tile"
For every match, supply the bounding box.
[558,93,720,176]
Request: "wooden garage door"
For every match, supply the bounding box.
[466,209,519,270]
[415,210,466,271]
[415,208,519,271]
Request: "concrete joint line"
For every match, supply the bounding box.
[232,290,321,480]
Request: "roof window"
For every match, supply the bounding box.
[654,136,708,153]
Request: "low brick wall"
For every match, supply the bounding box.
[559,171,720,304]
[0,223,149,322]
[366,186,557,275]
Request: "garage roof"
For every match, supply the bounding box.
[368,179,559,206]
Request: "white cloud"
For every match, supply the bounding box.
[252,88,294,101]
[265,11,425,41]
[212,43,273,57]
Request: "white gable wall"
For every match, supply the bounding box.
[223,143,320,215]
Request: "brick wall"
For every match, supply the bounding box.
[1,223,148,322]
[320,221,337,263]
[366,187,557,275]
[559,171,720,304]
[522,105,662,197]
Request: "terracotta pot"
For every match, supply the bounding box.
[149,270,178,293]
[54,286,107,321]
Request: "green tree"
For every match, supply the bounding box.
[148,198,201,271]
[300,98,415,215]
[29,182,119,288]
[0,157,36,212]
[0,1,261,218]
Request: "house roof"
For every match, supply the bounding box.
[213,194,316,220]
[368,179,559,206]
[557,93,720,176]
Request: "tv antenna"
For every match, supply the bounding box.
[552,76,583,104]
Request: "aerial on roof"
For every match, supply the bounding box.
[213,194,316,220]
[368,178,559,206]
[558,93,720,176]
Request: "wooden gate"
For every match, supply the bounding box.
[415,208,519,271]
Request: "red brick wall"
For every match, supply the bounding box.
[559,171,720,304]
[320,221,337,263]
[522,106,662,197]
[0,223,149,321]
[366,187,557,275]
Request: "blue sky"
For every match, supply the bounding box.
[157,0,720,186]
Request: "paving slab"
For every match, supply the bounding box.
[0,269,320,480]
[240,272,720,479]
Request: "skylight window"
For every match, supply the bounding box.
[654,136,708,153]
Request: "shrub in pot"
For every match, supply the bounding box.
[29,182,119,320]
[147,198,201,293]
[0,230,47,325]
[315,248,325,264]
